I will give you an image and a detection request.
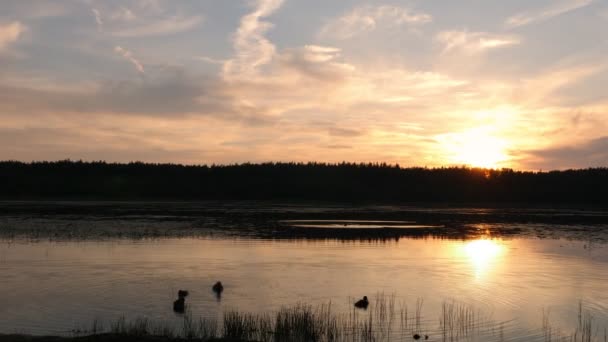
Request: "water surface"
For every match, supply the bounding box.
[1,236,607,341]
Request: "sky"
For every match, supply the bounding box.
[1,0,607,170]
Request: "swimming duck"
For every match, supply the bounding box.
[212,281,224,294]
[413,334,429,340]
[354,296,369,309]
[173,297,185,313]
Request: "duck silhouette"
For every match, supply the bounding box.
[354,296,369,309]
[173,290,189,313]
[212,281,224,294]
[173,297,185,313]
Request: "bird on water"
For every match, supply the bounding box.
[173,289,189,313]
[212,281,224,294]
[354,296,369,309]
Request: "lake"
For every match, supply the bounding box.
[0,202,607,341]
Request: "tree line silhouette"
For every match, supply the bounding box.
[0,160,607,203]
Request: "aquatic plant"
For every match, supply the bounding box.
[60,296,607,342]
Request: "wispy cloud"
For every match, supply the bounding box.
[0,21,25,51]
[195,56,225,65]
[279,45,354,80]
[110,15,202,37]
[3,2,69,19]
[114,46,145,73]
[92,9,103,31]
[222,0,284,79]
[506,0,594,28]
[526,136,608,169]
[91,3,202,37]
[436,30,520,54]
[320,5,431,40]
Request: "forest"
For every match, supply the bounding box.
[0,160,607,203]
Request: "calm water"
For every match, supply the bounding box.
[1,235,607,341]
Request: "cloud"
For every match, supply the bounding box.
[91,3,202,37]
[109,6,137,22]
[0,125,216,164]
[279,45,354,80]
[110,15,202,37]
[222,0,284,79]
[526,136,608,169]
[515,63,607,106]
[436,30,520,54]
[0,72,203,115]
[0,69,278,126]
[92,9,104,31]
[320,5,431,40]
[195,56,225,65]
[328,127,363,137]
[1,1,69,19]
[114,46,145,73]
[506,0,594,28]
[0,21,25,51]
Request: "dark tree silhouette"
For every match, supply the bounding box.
[0,160,606,203]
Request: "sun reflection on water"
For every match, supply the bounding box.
[463,239,505,279]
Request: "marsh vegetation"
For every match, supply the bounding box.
[52,296,607,342]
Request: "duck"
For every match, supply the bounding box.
[173,297,185,313]
[212,281,224,294]
[413,334,429,340]
[354,296,369,309]
[173,290,189,313]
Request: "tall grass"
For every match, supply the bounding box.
[68,296,606,342]
[540,301,605,342]
[573,301,595,342]
[440,300,476,341]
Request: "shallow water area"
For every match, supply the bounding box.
[1,235,608,341]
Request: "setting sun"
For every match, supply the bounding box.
[439,127,510,168]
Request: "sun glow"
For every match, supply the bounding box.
[463,239,505,279]
[439,127,510,168]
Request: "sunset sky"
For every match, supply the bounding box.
[1,0,607,170]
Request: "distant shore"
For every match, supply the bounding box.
[1,161,607,203]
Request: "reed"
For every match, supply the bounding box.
[440,300,479,342]
[64,296,607,342]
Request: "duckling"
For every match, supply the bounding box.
[212,281,224,294]
[178,290,189,298]
[354,296,369,309]
[173,297,185,313]
[413,334,421,340]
